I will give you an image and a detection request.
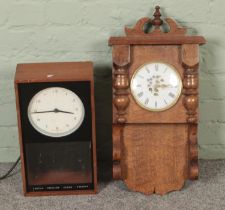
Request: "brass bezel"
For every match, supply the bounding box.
[130,62,183,112]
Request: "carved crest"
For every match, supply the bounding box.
[125,6,187,36]
[109,6,205,45]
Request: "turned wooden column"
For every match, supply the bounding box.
[112,45,130,179]
[182,44,199,180]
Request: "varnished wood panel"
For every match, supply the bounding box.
[14,85,27,195]
[15,62,93,83]
[112,125,122,161]
[182,44,199,67]
[109,36,206,45]
[112,45,130,66]
[122,124,188,195]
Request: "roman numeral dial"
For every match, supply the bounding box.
[130,62,182,111]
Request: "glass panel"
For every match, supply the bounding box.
[25,141,93,190]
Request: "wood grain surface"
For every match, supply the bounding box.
[15,62,93,83]
[122,124,188,195]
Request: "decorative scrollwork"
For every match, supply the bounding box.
[125,6,187,36]
[182,44,199,180]
[183,66,199,179]
[112,45,130,124]
[183,65,199,123]
[112,45,130,179]
[113,65,130,123]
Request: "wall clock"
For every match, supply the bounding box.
[14,62,97,196]
[109,6,206,195]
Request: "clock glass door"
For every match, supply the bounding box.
[18,81,94,192]
[25,141,93,190]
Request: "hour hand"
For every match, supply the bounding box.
[55,109,74,114]
[155,84,176,89]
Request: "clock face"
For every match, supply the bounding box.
[130,62,182,111]
[27,87,85,137]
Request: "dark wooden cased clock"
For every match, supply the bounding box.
[109,6,206,195]
[14,62,97,196]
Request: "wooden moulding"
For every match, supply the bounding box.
[109,35,206,45]
[112,45,130,123]
[14,62,97,196]
[112,125,122,179]
[109,9,206,46]
[112,45,130,179]
[181,44,199,180]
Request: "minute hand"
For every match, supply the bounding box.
[31,108,74,114]
[31,110,56,114]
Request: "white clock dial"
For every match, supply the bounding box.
[27,87,85,137]
[130,62,182,111]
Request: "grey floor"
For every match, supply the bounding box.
[0,160,225,210]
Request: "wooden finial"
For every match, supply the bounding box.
[123,5,189,36]
[151,6,163,28]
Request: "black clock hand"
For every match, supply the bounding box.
[55,109,74,114]
[31,110,55,114]
[31,108,74,114]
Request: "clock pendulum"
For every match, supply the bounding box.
[109,6,206,195]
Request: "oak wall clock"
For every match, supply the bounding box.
[109,6,206,195]
[14,62,97,196]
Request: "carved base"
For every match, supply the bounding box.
[113,124,189,195]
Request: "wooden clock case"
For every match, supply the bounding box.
[14,62,97,196]
[109,6,206,195]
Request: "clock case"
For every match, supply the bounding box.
[109,6,206,195]
[14,62,97,196]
